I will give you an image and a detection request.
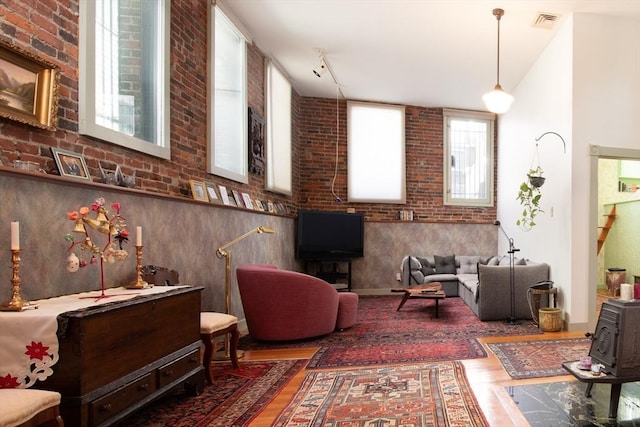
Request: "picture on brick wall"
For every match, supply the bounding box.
[0,39,59,130]
[248,107,264,175]
[51,148,91,181]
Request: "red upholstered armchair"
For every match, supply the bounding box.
[236,265,358,341]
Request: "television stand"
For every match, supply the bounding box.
[304,259,352,292]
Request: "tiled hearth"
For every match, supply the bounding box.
[510,381,640,427]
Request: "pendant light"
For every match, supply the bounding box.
[483,8,514,114]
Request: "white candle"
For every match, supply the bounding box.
[11,221,19,250]
[136,226,142,246]
[620,283,633,301]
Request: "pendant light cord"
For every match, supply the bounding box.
[331,83,342,203]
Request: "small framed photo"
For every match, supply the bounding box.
[241,192,253,210]
[51,148,91,181]
[232,190,244,208]
[218,185,231,205]
[189,180,208,202]
[204,182,220,203]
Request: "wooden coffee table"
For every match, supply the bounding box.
[391,282,446,317]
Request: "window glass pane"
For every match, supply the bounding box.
[208,5,247,183]
[443,110,494,206]
[266,62,292,195]
[348,102,405,203]
[80,0,169,159]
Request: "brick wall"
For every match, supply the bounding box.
[297,98,497,222]
[1,0,495,223]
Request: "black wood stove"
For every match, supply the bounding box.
[588,299,640,377]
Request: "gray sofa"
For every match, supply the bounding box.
[400,255,550,321]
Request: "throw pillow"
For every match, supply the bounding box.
[516,257,527,265]
[458,256,481,274]
[487,256,500,265]
[434,254,456,274]
[417,256,435,275]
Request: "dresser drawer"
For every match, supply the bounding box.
[157,348,200,388]
[90,373,156,426]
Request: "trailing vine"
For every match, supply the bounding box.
[516,166,544,231]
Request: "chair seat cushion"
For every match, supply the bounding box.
[0,389,61,427]
[200,312,238,334]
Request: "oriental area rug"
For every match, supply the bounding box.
[121,359,306,427]
[272,361,489,427]
[240,295,542,368]
[487,337,591,379]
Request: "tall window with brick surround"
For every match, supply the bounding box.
[208,4,248,183]
[347,101,406,203]
[79,0,170,159]
[265,61,292,195]
[443,109,494,207]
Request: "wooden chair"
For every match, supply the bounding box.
[200,312,240,384]
[0,388,64,427]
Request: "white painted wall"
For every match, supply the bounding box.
[498,13,640,330]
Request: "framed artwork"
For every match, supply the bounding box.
[0,40,59,130]
[204,182,220,203]
[232,189,244,208]
[248,107,264,175]
[218,185,231,206]
[51,148,91,181]
[241,192,253,209]
[189,180,208,202]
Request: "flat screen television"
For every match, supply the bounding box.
[296,210,365,260]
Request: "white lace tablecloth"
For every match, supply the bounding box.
[0,286,183,388]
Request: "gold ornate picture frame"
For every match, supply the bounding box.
[0,40,59,130]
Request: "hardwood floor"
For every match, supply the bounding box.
[242,329,589,427]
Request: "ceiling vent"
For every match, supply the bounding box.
[533,12,560,29]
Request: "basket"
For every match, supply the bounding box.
[539,307,562,332]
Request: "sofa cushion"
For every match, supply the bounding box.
[425,273,457,283]
[457,256,481,274]
[434,255,456,274]
[416,257,435,275]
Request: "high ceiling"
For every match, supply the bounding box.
[223,0,640,112]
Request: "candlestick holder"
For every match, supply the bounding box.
[1,250,37,311]
[126,245,149,289]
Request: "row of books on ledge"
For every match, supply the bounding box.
[189,179,289,214]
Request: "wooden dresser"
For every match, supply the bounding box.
[39,286,204,427]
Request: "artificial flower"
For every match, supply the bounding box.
[67,211,79,220]
[111,202,121,213]
[79,206,90,216]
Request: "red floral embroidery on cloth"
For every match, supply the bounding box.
[0,340,58,389]
[25,341,50,360]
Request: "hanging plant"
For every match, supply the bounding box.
[516,166,544,231]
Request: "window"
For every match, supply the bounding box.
[208,4,248,183]
[265,61,292,195]
[348,101,405,203]
[79,0,170,159]
[443,109,495,206]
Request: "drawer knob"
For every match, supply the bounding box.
[162,370,174,377]
[138,383,149,391]
[100,404,113,412]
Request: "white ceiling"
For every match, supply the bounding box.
[222,0,640,112]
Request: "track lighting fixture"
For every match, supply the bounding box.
[483,8,514,114]
[313,57,327,78]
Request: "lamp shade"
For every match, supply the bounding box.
[483,84,514,114]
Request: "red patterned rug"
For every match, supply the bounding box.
[121,360,306,426]
[487,338,591,379]
[272,361,489,427]
[240,296,542,368]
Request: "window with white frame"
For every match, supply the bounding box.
[443,109,495,206]
[79,0,170,159]
[348,101,406,203]
[208,4,248,183]
[265,61,292,195]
